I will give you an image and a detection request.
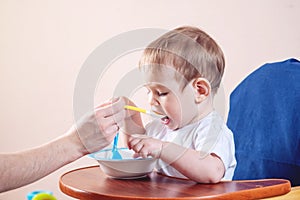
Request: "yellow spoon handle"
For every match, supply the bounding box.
[124,105,147,114]
[124,105,165,118]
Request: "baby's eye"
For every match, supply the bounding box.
[157,92,168,96]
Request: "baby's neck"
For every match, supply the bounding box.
[194,95,214,122]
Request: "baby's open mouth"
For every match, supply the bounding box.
[152,110,170,124]
[161,116,170,124]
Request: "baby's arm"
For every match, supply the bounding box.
[128,135,224,183]
[161,142,225,183]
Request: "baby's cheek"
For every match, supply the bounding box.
[169,109,182,127]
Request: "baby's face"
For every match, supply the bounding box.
[142,66,200,130]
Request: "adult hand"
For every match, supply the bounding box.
[75,96,146,154]
[74,98,124,153]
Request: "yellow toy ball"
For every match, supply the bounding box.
[32,193,56,200]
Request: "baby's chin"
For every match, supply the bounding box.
[168,119,195,131]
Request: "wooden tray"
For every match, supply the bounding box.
[59,166,291,200]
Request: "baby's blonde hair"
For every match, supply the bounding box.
[139,26,225,94]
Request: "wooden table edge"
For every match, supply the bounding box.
[213,179,291,199]
[59,165,292,200]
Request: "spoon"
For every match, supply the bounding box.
[111,132,122,159]
[124,105,166,119]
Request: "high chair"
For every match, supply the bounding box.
[227,58,300,186]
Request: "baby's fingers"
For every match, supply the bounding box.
[133,151,149,159]
[133,152,141,158]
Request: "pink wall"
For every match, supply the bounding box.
[0,0,299,199]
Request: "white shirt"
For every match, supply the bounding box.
[145,111,236,180]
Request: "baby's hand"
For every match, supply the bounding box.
[128,134,163,159]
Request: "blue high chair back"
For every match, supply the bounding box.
[227,58,300,186]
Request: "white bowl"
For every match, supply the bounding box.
[89,148,156,179]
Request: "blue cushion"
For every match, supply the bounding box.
[227,58,300,186]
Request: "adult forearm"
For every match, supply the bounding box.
[0,129,84,192]
[0,100,125,193]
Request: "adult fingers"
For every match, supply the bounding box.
[94,97,126,118]
[103,123,119,136]
[94,114,116,132]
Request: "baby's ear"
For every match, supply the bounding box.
[192,78,211,103]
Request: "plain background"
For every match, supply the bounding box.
[0,0,299,199]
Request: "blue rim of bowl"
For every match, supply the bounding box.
[88,147,154,161]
